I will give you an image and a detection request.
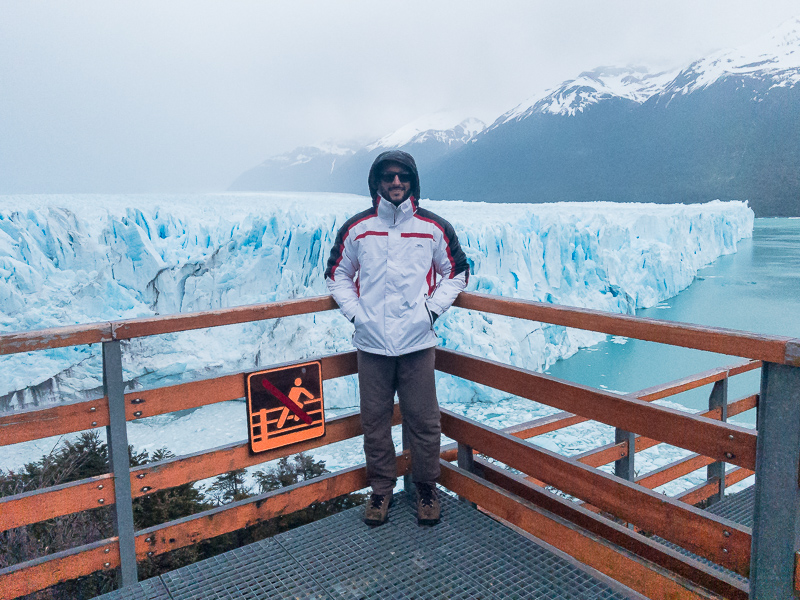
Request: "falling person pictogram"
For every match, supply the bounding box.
[277,378,315,428]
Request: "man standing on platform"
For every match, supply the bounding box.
[324,150,469,526]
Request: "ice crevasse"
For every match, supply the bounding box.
[0,193,754,413]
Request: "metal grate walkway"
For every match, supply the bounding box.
[97,491,640,600]
[706,485,755,528]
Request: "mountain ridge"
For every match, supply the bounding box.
[230,17,800,216]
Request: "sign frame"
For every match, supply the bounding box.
[245,360,325,453]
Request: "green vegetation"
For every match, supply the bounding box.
[0,432,365,599]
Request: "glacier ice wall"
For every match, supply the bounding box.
[0,193,753,412]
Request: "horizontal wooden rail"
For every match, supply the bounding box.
[136,454,408,559]
[441,409,751,575]
[122,351,357,421]
[440,462,722,600]
[0,474,113,532]
[0,537,119,600]
[1,406,400,533]
[437,348,757,470]
[0,323,113,356]
[454,292,800,366]
[502,411,585,438]
[494,365,759,468]
[728,394,758,418]
[3,290,796,366]
[0,351,358,448]
[113,295,338,340]
[1,454,409,598]
[0,396,110,448]
[636,454,713,490]
[675,468,754,506]
[444,391,756,477]
[633,361,760,402]
[573,393,757,472]
[129,406,399,500]
[472,458,748,599]
[0,296,338,357]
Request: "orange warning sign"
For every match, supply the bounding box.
[245,361,325,453]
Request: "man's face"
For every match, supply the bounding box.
[377,162,412,205]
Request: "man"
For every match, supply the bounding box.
[324,150,469,526]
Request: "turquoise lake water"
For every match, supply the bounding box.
[545,218,800,424]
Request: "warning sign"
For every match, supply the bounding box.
[245,361,325,453]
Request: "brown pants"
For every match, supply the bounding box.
[357,348,441,495]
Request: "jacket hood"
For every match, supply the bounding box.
[368,150,420,207]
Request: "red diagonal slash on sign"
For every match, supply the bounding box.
[261,379,313,425]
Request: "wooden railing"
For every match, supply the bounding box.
[1,292,799,600]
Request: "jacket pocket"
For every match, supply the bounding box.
[424,298,435,330]
[353,302,382,350]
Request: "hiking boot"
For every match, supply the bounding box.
[363,493,392,526]
[416,483,441,526]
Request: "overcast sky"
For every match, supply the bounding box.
[1,1,798,194]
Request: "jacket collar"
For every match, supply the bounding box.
[376,196,416,227]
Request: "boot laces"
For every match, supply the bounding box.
[369,493,386,509]
[418,484,436,507]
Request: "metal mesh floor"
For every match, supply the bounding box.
[706,485,755,528]
[94,577,172,600]
[97,491,637,600]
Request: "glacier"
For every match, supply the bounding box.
[0,193,754,494]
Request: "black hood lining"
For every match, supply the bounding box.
[368,150,420,207]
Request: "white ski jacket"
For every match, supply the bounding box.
[325,195,469,356]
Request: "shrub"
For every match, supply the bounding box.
[2,435,364,599]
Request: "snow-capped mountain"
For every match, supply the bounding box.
[230,113,488,194]
[496,66,678,123]
[231,17,800,216]
[229,142,361,192]
[424,17,800,216]
[661,16,800,99]
[367,113,486,150]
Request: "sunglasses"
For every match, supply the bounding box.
[379,172,412,184]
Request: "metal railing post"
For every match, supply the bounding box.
[457,442,476,506]
[749,362,800,599]
[103,340,138,587]
[706,378,728,506]
[614,429,635,481]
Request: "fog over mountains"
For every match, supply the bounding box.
[230,18,800,217]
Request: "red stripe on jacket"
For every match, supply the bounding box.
[426,265,436,295]
[329,213,375,281]
[354,230,389,241]
[413,214,457,278]
[400,232,435,240]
